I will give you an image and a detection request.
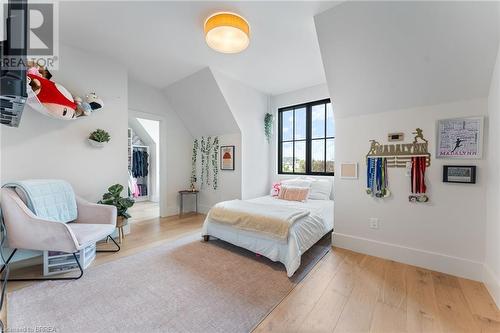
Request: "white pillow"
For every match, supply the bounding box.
[308,179,332,200]
[281,178,312,188]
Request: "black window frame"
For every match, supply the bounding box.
[278,98,334,176]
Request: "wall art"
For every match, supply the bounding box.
[220,146,235,170]
[437,117,484,159]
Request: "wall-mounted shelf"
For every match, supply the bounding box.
[366,128,431,168]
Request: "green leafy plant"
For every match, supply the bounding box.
[98,184,135,218]
[89,129,111,143]
[264,113,273,143]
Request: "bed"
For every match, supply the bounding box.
[201,195,334,277]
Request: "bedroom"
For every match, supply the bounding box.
[0,0,499,332]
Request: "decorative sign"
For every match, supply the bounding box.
[443,165,476,184]
[437,117,483,159]
[367,128,431,168]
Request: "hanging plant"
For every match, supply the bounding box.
[191,139,198,188]
[212,137,219,190]
[193,136,220,191]
[200,137,206,186]
[264,113,273,143]
[199,136,215,188]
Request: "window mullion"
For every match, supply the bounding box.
[292,108,295,173]
[324,103,327,173]
[306,105,311,174]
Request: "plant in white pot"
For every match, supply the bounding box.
[88,129,110,148]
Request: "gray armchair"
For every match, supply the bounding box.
[0,187,120,281]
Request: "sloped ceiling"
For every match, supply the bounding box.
[315,1,500,118]
[164,68,240,136]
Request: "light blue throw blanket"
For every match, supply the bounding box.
[3,180,78,223]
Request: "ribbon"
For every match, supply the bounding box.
[409,156,428,202]
[367,157,390,198]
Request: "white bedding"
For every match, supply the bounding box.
[202,196,334,277]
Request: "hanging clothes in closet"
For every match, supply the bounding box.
[132,148,149,178]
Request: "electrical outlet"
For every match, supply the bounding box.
[369,218,379,229]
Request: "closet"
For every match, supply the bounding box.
[128,128,150,201]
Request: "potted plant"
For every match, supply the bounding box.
[88,129,111,148]
[98,184,135,238]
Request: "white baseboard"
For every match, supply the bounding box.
[333,232,483,281]
[483,264,500,308]
[165,205,179,217]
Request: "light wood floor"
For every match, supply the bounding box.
[4,214,500,333]
[128,200,160,223]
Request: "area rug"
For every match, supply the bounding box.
[8,232,331,333]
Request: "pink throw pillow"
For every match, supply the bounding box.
[278,186,309,202]
[270,181,281,196]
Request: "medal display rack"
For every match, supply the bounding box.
[366,128,431,168]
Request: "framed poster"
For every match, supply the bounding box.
[437,117,484,159]
[340,162,358,179]
[220,146,235,170]
[443,165,476,184]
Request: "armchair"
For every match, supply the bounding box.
[0,187,121,281]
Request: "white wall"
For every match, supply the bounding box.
[164,68,240,136]
[213,70,271,199]
[269,84,330,180]
[334,98,488,280]
[128,78,193,216]
[484,40,500,305]
[195,133,242,213]
[2,44,128,202]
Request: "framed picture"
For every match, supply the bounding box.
[220,146,235,170]
[437,116,484,159]
[340,162,358,179]
[443,165,476,184]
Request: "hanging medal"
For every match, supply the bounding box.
[409,156,429,202]
[367,157,390,198]
[366,158,376,195]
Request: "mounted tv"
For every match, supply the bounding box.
[0,0,28,127]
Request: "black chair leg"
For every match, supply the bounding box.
[0,248,17,276]
[0,251,84,282]
[96,235,120,253]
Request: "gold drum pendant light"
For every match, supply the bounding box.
[204,12,250,54]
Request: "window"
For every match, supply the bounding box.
[278,99,334,175]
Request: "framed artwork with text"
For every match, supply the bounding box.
[437,117,484,159]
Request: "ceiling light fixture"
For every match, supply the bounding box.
[204,12,250,54]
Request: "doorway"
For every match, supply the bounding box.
[128,112,163,223]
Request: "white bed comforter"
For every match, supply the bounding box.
[202,196,334,277]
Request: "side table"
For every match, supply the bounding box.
[179,190,199,216]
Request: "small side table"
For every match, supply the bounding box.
[116,216,128,244]
[179,190,199,216]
